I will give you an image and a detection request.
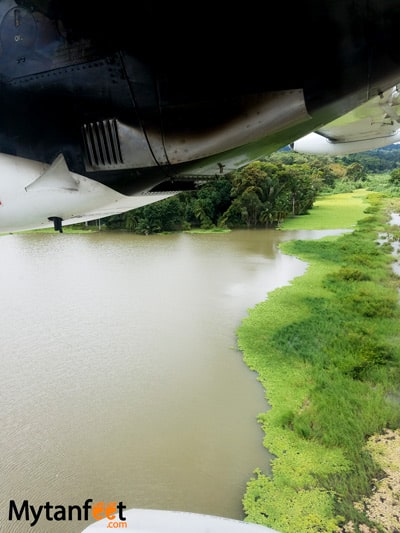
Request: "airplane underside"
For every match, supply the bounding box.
[1,0,400,231]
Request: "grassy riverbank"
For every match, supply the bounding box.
[240,191,400,532]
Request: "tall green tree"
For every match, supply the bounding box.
[221,160,321,228]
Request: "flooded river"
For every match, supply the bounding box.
[0,228,343,532]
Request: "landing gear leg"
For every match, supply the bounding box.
[48,216,63,233]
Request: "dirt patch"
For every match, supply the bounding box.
[342,428,400,532]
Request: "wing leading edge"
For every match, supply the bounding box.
[292,86,400,155]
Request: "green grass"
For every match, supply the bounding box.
[240,191,400,532]
[7,224,103,235]
[280,190,371,230]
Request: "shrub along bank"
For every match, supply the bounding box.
[240,191,400,533]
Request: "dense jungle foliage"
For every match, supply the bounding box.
[100,145,400,233]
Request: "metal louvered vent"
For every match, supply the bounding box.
[82,119,123,170]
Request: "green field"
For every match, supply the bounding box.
[279,190,371,230]
[240,192,400,532]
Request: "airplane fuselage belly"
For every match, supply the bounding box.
[0,0,400,229]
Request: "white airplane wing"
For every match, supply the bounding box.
[292,86,400,155]
[80,509,280,532]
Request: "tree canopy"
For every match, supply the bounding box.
[98,145,400,233]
